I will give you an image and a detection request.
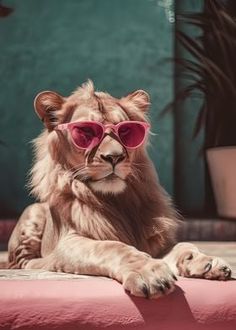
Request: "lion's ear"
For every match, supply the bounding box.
[34,91,65,130]
[124,90,150,112]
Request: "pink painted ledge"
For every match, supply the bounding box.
[0,277,235,330]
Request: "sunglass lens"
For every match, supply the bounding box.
[118,123,146,148]
[71,123,103,148]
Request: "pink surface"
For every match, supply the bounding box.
[0,277,236,330]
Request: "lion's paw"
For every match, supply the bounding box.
[123,259,177,299]
[203,257,231,280]
[177,253,232,280]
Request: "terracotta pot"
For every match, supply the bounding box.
[206,147,236,219]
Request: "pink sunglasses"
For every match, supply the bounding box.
[56,120,150,150]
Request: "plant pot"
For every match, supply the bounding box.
[206,147,236,219]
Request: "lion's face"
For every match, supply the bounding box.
[66,98,133,194]
[34,81,150,194]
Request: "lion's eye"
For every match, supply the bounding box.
[79,127,95,137]
[72,127,95,148]
[119,126,131,136]
[117,122,146,148]
[70,123,103,149]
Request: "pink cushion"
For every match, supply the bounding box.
[0,277,236,330]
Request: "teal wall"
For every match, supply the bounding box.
[0,0,174,217]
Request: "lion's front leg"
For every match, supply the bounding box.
[8,203,47,269]
[26,234,177,299]
[164,242,232,280]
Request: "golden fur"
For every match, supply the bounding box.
[8,81,232,298]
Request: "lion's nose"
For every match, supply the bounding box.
[100,153,125,166]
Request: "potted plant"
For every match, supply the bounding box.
[174,0,236,218]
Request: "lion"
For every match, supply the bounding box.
[8,81,231,298]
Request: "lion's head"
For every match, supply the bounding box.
[31,80,151,199]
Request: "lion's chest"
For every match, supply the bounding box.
[70,200,157,256]
[71,200,121,241]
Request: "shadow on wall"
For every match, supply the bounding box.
[0,3,13,18]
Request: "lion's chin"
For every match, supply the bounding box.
[89,176,127,194]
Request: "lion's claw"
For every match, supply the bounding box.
[123,259,176,299]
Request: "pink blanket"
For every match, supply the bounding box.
[0,277,236,330]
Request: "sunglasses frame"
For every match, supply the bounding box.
[56,120,150,150]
